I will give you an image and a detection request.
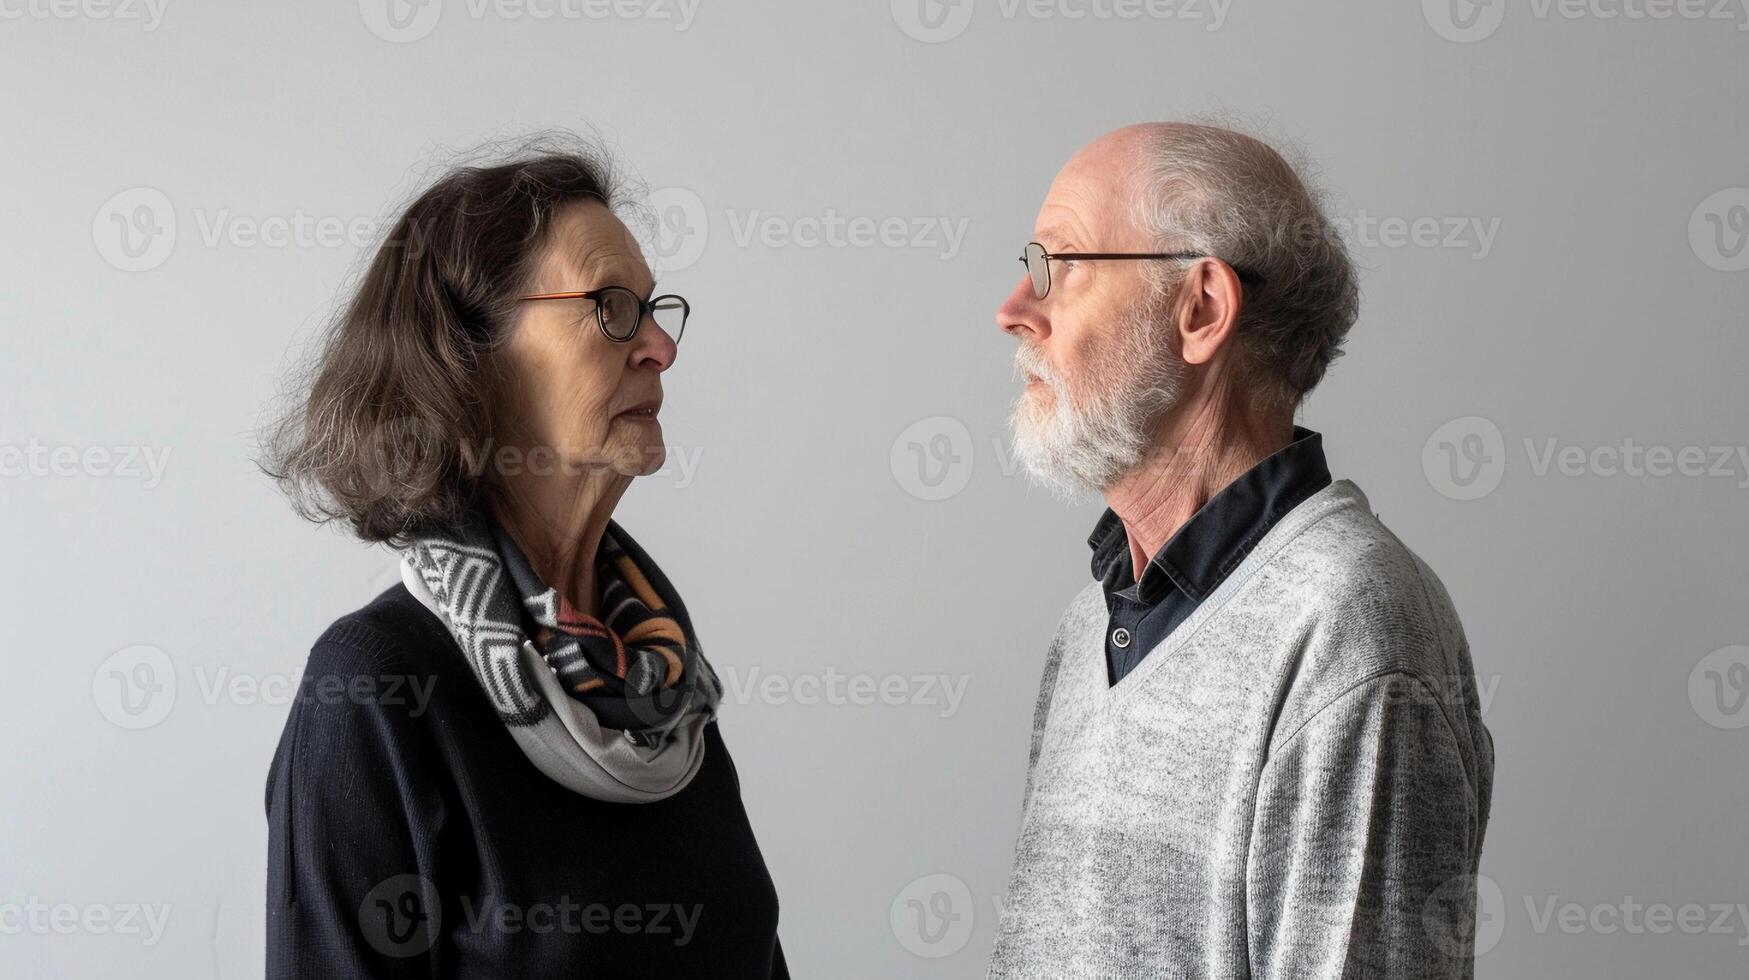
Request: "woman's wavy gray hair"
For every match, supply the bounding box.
[1131,123,1360,409]
[260,132,643,546]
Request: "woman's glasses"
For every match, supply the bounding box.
[518,286,690,344]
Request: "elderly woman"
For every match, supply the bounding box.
[262,144,786,977]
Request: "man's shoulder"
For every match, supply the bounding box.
[1265,482,1482,736]
[1028,582,1104,702]
[1054,581,1106,636]
[1279,482,1461,644]
[1033,581,1103,658]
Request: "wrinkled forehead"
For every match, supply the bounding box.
[1033,142,1149,251]
[538,200,654,293]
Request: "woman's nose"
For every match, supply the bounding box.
[629,317,678,372]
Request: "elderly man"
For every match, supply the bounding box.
[987,123,1495,979]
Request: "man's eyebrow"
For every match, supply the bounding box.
[1034,227,1074,249]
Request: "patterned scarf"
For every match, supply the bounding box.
[400,514,722,803]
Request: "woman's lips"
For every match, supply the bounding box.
[614,405,661,423]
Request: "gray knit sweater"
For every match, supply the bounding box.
[988,480,1494,979]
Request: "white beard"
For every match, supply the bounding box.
[1008,302,1184,500]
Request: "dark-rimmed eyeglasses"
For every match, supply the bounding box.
[518,285,690,344]
[1018,241,1264,300]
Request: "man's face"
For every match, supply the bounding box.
[997,138,1184,497]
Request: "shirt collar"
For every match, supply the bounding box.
[1088,427,1331,603]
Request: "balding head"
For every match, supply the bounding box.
[1125,122,1358,407]
[999,120,1358,496]
[1029,126,1164,269]
[1024,121,1356,408]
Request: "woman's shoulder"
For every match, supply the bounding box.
[270,585,474,794]
[309,582,459,677]
[281,583,474,744]
[267,585,473,841]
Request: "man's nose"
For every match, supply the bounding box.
[996,276,1047,340]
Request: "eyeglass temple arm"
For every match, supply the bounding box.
[518,291,592,302]
[1024,251,1266,285]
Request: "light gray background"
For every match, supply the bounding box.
[3,1,1747,976]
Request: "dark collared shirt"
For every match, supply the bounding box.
[1090,427,1332,686]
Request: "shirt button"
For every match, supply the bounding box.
[1112,627,1132,649]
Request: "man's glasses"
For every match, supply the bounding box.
[1019,241,1264,300]
[518,285,690,344]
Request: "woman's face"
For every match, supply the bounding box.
[491,200,678,483]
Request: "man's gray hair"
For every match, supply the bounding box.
[1132,124,1360,409]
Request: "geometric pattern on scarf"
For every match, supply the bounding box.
[405,535,550,726]
[405,516,717,734]
[497,526,687,705]
[401,514,722,802]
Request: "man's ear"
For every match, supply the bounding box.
[1174,259,1245,367]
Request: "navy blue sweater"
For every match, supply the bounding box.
[265,583,786,978]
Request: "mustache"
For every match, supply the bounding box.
[1014,345,1078,411]
[1013,344,1057,386]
